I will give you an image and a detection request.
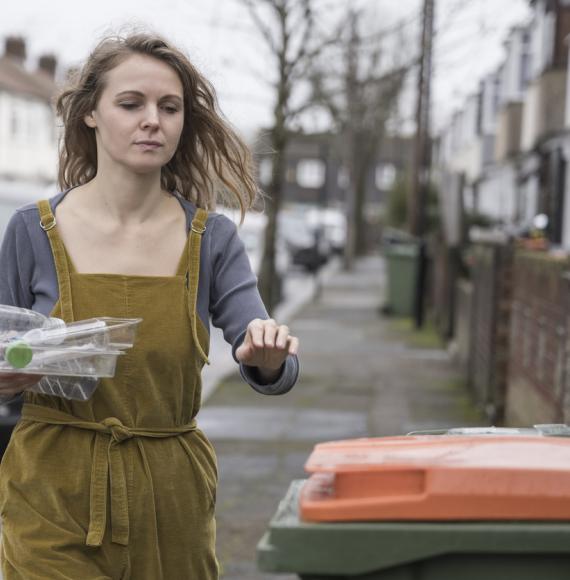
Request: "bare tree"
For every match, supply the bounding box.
[240,0,337,311]
[311,9,412,268]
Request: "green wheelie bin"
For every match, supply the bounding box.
[257,427,570,579]
[384,242,419,317]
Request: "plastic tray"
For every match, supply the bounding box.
[12,317,142,349]
[0,317,141,377]
[0,346,124,377]
[28,375,100,401]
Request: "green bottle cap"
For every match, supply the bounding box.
[5,341,33,369]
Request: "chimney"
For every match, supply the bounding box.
[4,36,26,65]
[38,54,57,79]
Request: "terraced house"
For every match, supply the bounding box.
[0,36,58,237]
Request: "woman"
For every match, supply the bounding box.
[0,32,299,579]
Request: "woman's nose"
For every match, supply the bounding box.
[141,105,160,128]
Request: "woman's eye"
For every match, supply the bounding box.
[162,105,180,114]
[119,103,139,110]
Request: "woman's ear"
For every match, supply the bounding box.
[84,112,96,128]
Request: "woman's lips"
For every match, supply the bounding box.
[135,141,163,150]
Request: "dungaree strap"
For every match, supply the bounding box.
[37,200,75,322]
[22,404,198,547]
[187,208,210,364]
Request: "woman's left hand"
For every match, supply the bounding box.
[235,318,299,382]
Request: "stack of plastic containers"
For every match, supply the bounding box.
[0,305,141,401]
[257,426,570,579]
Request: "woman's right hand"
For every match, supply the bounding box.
[0,373,41,398]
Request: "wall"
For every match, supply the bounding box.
[506,251,570,425]
[0,92,57,182]
[468,241,514,423]
[477,163,518,223]
[521,68,567,150]
[494,102,523,161]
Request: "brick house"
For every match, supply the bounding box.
[254,131,413,214]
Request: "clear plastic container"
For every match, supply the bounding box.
[0,306,142,400]
[28,375,100,401]
[20,317,141,349]
[0,345,124,377]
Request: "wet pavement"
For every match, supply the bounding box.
[201,253,488,579]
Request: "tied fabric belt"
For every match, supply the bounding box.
[21,404,198,547]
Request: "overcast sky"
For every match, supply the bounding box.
[1,0,531,138]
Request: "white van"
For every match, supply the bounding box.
[0,180,57,242]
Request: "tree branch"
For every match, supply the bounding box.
[240,0,280,56]
[287,0,314,71]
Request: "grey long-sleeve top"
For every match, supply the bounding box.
[0,190,299,395]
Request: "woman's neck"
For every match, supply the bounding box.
[76,171,172,227]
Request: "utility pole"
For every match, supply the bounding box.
[343,10,359,271]
[409,0,435,327]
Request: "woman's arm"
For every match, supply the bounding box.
[0,211,40,399]
[208,214,299,395]
[0,211,35,310]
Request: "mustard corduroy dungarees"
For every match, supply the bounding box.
[0,200,219,579]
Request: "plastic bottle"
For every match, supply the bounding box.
[22,319,108,347]
[0,305,65,341]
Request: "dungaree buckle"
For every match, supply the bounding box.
[40,216,57,231]
[191,223,206,235]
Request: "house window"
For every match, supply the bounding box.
[258,157,273,186]
[286,166,296,183]
[296,159,325,189]
[337,166,349,188]
[10,109,19,138]
[520,30,532,92]
[375,164,396,190]
[492,73,501,116]
[543,12,555,71]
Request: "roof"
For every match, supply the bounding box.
[0,56,57,102]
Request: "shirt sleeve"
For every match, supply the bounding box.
[0,211,35,404]
[207,214,299,395]
[0,211,35,309]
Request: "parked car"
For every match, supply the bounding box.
[216,206,291,278]
[279,205,347,273]
[306,207,347,255]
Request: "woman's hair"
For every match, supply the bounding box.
[55,32,258,216]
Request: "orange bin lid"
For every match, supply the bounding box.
[300,435,570,522]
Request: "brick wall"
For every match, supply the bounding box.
[430,240,463,339]
[453,278,473,375]
[506,252,570,425]
[468,242,514,423]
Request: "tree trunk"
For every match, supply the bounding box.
[354,139,379,256]
[354,167,368,256]
[259,123,287,313]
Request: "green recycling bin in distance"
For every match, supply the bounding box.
[257,480,570,580]
[384,242,419,317]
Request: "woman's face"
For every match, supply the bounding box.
[85,53,185,176]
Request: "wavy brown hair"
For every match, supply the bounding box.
[56,32,258,216]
